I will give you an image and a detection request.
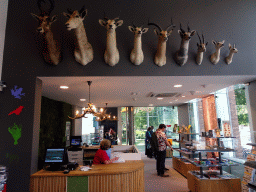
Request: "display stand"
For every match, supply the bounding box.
[185,136,241,192]
[172,132,200,177]
[187,170,241,192]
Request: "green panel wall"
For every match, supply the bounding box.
[38,96,72,170]
[67,176,89,192]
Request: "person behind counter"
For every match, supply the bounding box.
[93,139,119,164]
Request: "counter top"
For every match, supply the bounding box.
[31,160,144,177]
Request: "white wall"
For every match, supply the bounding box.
[0,0,8,80]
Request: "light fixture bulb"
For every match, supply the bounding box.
[174,84,182,88]
[60,85,69,89]
[76,110,79,115]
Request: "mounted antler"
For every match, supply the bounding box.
[128,21,148,65]
[196,32,208,65]
[63,6,93,65]
[31,0,61,65]
[99,14,123,66]
[37,0,55,16]
[174,23,196,66]
[148,19,175,66]
[225,43,238,64]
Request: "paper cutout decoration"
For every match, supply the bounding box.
[8,106,24,116]
[11,85,25,99]
[6,153,19,163]
[8,123,22,145]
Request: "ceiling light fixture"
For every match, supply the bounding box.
[157,97,163,100]
[60,85,69,89]
[174,84,182,88]
[182,96,185,97]
[96,103,118,121]
[80,99,86,101]
[69,81,104,120]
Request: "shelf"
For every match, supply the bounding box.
[191,148,235,152]
[244,161,256,169]
[247,143,256,146]
[174,149,199,155]
[247,183,256,190]
[171,132,199,135]
[200,136,236,139]
[185,158,239,168]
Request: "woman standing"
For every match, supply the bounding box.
[145,127,153,158]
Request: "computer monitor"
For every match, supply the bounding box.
[70,136,82,147]
[44,148,68,170]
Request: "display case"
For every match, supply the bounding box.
[183,135,241,192]
[171,132,200,177]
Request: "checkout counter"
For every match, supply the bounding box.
[30,145,144,192]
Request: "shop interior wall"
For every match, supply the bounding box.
[178,104,189,127]
[38,96,72,170]
[1,0,256,191]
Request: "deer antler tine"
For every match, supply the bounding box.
[187,22,190,32]
[148,19,162,32]
[165,18,175,31]
[67,8,73,14]
[180,23,185,33]
[197,32,202,44]
[132,21,136,28]
[79,5,85,14]
[202,32,205,44]
[234,44,236,48]
[48,0,55,16]
[103,12,109,21]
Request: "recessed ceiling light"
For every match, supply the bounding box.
[174,84,182,88]
[149,104,153,106]
[60,86,69,89]
[131,92,138,96]
[157,98,163,100]
[80,99,86,101]
[182,96,185,97]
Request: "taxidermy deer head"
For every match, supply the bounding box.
[99,14,123,66]
[210,40,225,64]
[63,6,93,66]
[196,32,208,65]
[128,22,148,65]
[174,23,196,66]
[225,44,238,65]
[148,19,175,67]
[31,0,61,65]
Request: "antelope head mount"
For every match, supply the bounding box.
[174,23,196,66]
[225,43,238,65]
[210,40,225,64]
[63,7,94,66]
[196,32,208,65]
[128,22,148,65]
[31,0,61,65]
[99,14,123,66]
[148,19,175,67]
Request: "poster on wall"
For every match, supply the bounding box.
[222,121,231,137]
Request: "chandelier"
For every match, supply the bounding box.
[68,81,117,121]
[95,103,118,121]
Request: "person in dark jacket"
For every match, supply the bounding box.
[145,127,153,158]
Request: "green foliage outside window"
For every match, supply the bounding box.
[234,85,249,126]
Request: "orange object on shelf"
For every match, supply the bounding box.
[168,139,173,145]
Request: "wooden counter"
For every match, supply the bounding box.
[30,160,145,192]
[187,171,241,192]
[172,157,199,177]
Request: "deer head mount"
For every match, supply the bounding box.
[196,32,208,65]
[63,7,94,66]
[225,43,238,65]
[174,23,196,66]
[128,22,148,65]
[148,19,175,67]
[99,14,123,66]
[210,40,225,64]
[31,0,61,65]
